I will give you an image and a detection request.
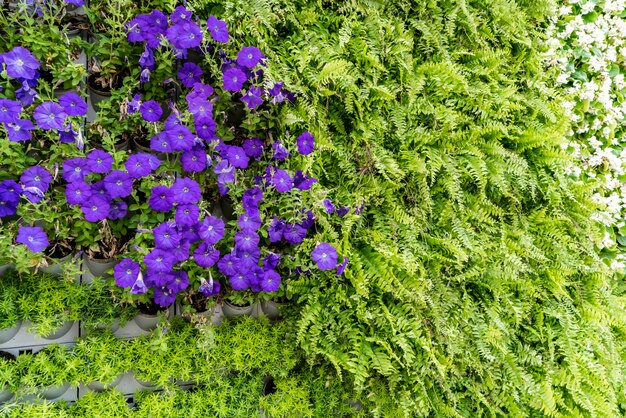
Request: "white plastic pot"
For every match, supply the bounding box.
[40,321,74,341]
[260,301,282,320]
[87,374,122,391]
[39,382,71,400]
[0,320,22,344]
[83,255,116,279]
[222,301,257,318]
[134,305,173,331]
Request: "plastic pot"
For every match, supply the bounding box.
[39,253,75,277]
[132,137,167,160]
[222,301,257,318]
[87,73,114,113]
[260,301,282,320]
[87,374,122,391]
[0,320,21,344]
[134,304,173,331]
[40,321,74,341]
[83,255,116,278]
[0,263,14,277]
[39,382,71,400]
[0,351,16,403]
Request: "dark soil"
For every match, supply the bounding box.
[0,351,16,362]
[190,293,208,312]
[137,301,168,316]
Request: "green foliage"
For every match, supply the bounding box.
[183,0,626,416]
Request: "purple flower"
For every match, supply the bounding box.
[150,133,173,153]
[263,253,281,270]
[169,270,189,293]
[181,222,202,244]
[293,170,318,191]
[58,123,77,144]
[0,199,17,218]
[268,82,283,97]
[114,258,140,288]
[126,16,149,43]
[33,102,67,130]
[236,46,264,69]
[144,249,175,273]
[312,242,338,271]
[335,256,349,276]
[194,117,217,140]
[178,62,203,88]
[241,86,263,109]
[171,177,201,204]
[140,100,162,122]
[226,146,249,169]
[128,94,142,114]
[153,221,181,250]
[65,181,92,205]
[166,21,203,50]
[145,270,173,287]
[171,6,193,23]
[229,270,250,291]
[62,157,89,182]
[86,149,113,174]
[242,187,263,211]
[214,160,235,184]
[296,131,314,155]
[166,125,195,152]
[0,180,21,217]
[234,230,260,253]
[336,206,350,217]
[16,226,49,252]
[125,153,160,178]
[130,274,148,294]
[323,199,335,214]
[299,210,315,229]
[236,248,260,270]
[108,200,128,220]
[194,242,220,268]
[268,218,284,242]
[217,253,239,276]
[188,98,213,120]
[6,119,34,142]
[21,165,52,196]
[175,204,199,226]
[91,181,108,198]
[222,67,247,92]
[242,138,264,158]
[187,82,214,102]
[261,270,281,292]
[3,47,40,80]
[103,170,133,199]
[237,209,262,231]
[15,81,36,106]
[65,0,85,5]
[283,224,307,245]
[147,9,168,32]
[139,45,155,69]
[181,148,208,172]
[199,216,225,245]
[171,240,191,263]
[149,186,174,212]
[154,287,177,307]
[272,140,290,161]
[81,197,111,222]
[206,16,229,43]
[140,68,151,84]
[0,99,22,123]
[199,277,221,297]
[59,92,87,117]
[272,169,293,192]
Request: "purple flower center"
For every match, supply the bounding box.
[116,180,122,186]
[28,236,33,242]
[126,269,132,275]
[75,167,81,172]
[183,187,189,193]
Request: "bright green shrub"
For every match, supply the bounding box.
[185,0,626,416]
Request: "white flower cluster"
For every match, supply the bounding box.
[546,0,626,266]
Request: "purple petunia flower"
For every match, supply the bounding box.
[199,216,225,245]
[268,82,283,97]
[236,247,260,270]
[226,146,249,169]
[336,206,350,217]
[65,181,92,205]
[0,99,22,123]
[194,242,220,268]
[263,253,281,271]
[222,67,247,92]
[272,140,290,161]
[166,125,195,152]
[194,117,217,140]
[236,46,264,69]
[234,229,260,253]
[312,242,339,270]
[188,98,213,120]
[21,165,52,199]
[171,240,191,263]
[180,222,202,244]
[15,81,37,106]
[145,270,173,287]
[153,221,181,250]
[140,100,162,122]
[128,94,142,114]
[214,160,235,184]
[323,199,335,214]
[171,177,201,204]
[166,21,203,50]
[144,248,175,273]
[283,223,307,245]
[199,277,221,297]
[103,170,133,199]
[217,253,239,277]
[86,149,113,174]
[3,47,40,80]
[296,131,314,155]
[181,148,208,172]
[125,153,160,178]
[58,123,79,144]
[81,197,111,222]
[237,209,263,231]
[242,137,264,158]
[150,132,173,153]
[114,258,140,288]
[335,256,349,276]
[175,204,199,227]
[65,0,85,5]
[241,86,263,109]
[171,6,193,23]
[169,270,190,293]
[149,185,174,212]
[140,67,151,84]
[268,218,284,243]
[299,210,315,229]
[6,119,35,142]
[0,180,21,217]
[59,92,87,117]
[16,226,49,253]
[62,157,89,182]
[91,181,108,199]
[126,15,148,43]
[187,82,214,102]
[260,270,281,292]
[130,273,148,294]
[206,16,229,43]
[33,102,67,130]
[229,271,250,291]
[178,62,203,88]
[271,169,293,193]
[154,286,177,307]
[108,200,128,220]
[293,170,318,191]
